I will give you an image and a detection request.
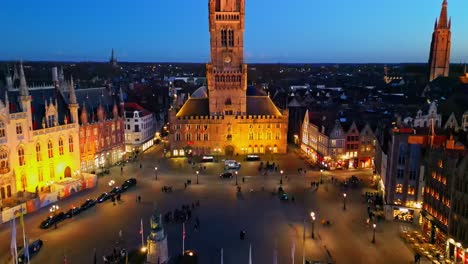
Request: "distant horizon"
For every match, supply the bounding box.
[1,0,467,63]
[0,59,440,65]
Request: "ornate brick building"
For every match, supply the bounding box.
[428,0,451,82]
[169,0,288,157]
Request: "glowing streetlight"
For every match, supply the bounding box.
[320,169,324,183]
[155,167,158,181]
[372,223,376,243]
[343,193,347,211]
[235,171,238,185]
[310,212,316,239]
[108,179,115,187]
[196,170,199,184]
[280,170,284,185]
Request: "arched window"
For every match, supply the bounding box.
[221,76,225,82]
[0,149,9,173]
[59,138,64,155]
[221,29,227,47]
[0,122,5,138]
[228,29,234,47]
[18,146,25,166]
[36,143,41,162]
[69,136,74,152]
[48,140,54,158]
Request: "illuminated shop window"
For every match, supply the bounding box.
[395,184,403,194]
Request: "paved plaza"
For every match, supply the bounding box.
[0,145,419,264]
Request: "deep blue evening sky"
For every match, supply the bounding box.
[1,0,467,63]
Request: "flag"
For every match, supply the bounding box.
[10,218,17,262]
[139,219,143,235]
[249,244,252,264]
[182,222,186,241]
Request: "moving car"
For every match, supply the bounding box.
[97,192,111,203]
[224,160,241,170]
[280,193,289,201]
[80,199,97,210]
[200,156,215,162]
[121,178,137,191]
[220,172,233,179]
[245,155,260,161]
[17,239,43,263]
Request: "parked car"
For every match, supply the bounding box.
[280,193,289,201]
[39,212,65,229]
[110,186,123,196]
[80,199,97,210]
[220,172,233,179]
[17,239,43,263]
[121,178,137,191]
[65,206,82,218]
[97,192,111,203]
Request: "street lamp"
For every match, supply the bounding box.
[280,170,284,185]
[108,179,115,188]
[320,169,324,184]
[372,223,376,243]
[196,170,199,184]
[235,171,238,185]
[155,167,158,181]
[343,193,347,211]
[50,204,59,215]
[310,212,316,239]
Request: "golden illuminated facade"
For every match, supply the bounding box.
[169,0,288,156]
[0,63,80,201]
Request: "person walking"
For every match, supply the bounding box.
[138,195,141,203]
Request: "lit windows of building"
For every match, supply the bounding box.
[69,136,74,152]
[0,149,9,173]
[175,133,181,141]
[36,143,42,161]
[16,123,22,135]
[48,140,53,158]
[408,185,415,196]
[396,184,403,194]
[18,146,25,166]
[0,122,5,138]
[59,138,64,155]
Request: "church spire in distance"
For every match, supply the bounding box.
[428,0,451,82]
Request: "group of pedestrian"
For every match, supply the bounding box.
[103,247,126,264]
[164,201,200,224]
[111,193,122,205]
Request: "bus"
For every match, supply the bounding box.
[245,155,260,161]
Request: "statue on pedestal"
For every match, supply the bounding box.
[146,204,169,264]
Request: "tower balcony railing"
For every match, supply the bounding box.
[214,12,241,21]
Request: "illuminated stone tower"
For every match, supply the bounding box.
[428,0,451,82]
[207,0,247,115]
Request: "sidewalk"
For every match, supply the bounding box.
[400,230,453,264]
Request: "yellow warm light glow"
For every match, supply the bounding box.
[140,247,147,253]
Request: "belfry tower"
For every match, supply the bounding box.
[428,0,451,82]
[207,0,247,116]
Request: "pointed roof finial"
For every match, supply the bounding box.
[437,0,449,29]
[19,61,29,97]
[69,75,77,104]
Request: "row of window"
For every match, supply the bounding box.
[215,75,241,83]
[395,183,415,195]
[0,136,74,169]
[396,169,418,180]
[174,124,282,130]
[81,123,122,138]
[81,134,122,153]
[220,29,235,47]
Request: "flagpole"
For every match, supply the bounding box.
[20,210,30,264]
[221,248,223,264]
[302,219,305,264]
[182,222,185,254]
[140,218,144,249]
[249,243,252,264]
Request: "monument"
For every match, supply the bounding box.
[146,205,169,264]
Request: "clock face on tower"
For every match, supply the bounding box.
[224,55,232,64]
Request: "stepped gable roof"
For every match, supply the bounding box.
[246,96,282,116]
[71,87,120,121]
[176,98,209,117]
[307,111,337,135]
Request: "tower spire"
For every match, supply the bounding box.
[19,61,29,96]
[69,75,77,105]
[438,0,449,29]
